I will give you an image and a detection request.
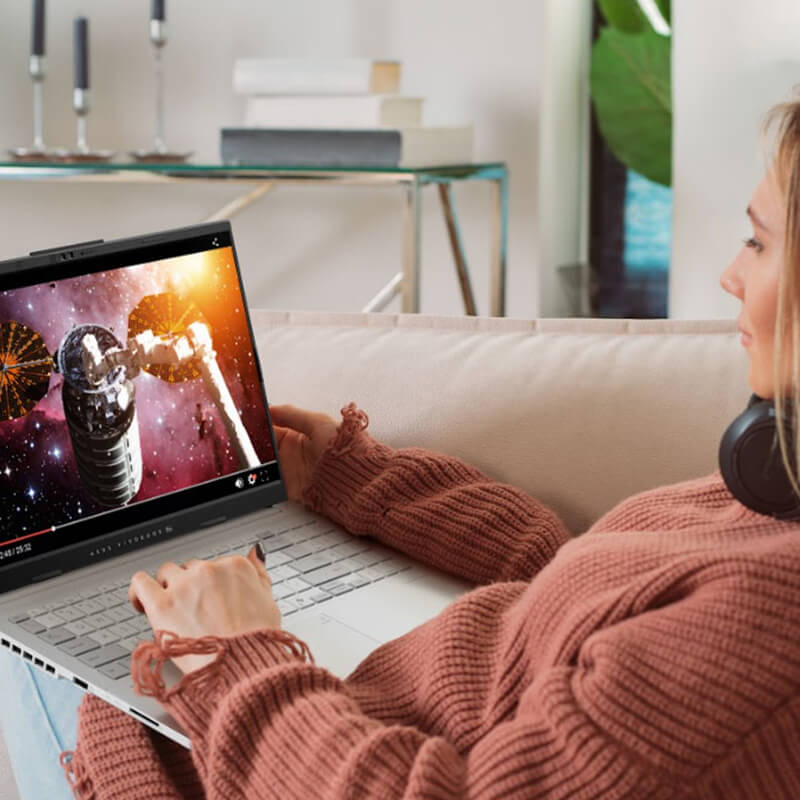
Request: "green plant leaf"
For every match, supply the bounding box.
[597,0,647,32]
[590,26,672,186]
[654,0,671,24]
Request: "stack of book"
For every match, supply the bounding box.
[221,58,474,169]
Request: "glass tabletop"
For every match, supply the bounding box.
[0,160,506,180]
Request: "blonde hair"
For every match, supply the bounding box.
[765,98,800,500]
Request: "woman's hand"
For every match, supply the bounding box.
[269,404,339,502]
[128,546,280,675]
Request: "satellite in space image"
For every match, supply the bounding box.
[0,247,274,539]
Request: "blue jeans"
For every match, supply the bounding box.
[0,649,83,800]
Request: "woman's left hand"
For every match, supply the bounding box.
[128,545,281,675]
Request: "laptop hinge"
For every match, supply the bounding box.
[29,239,104,256]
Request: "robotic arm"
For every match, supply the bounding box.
[81,321,260,469]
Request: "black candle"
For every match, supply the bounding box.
[31,0,45,57]
[151,0,165,21]
[74,17,89,90]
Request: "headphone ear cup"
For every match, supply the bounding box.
[719,394,800,519]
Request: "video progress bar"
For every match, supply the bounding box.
[0,527,55,548]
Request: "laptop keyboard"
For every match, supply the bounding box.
[8,519,412,682]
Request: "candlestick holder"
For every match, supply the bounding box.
[57,17,114,163]
[56,87,115,163]
[9,1,63,161]
[130,8,192,163]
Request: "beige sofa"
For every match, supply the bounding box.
[251,310,747,535]
[0,310,747,800]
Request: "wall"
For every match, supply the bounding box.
[0,0,550,319]
[671,0,800,319]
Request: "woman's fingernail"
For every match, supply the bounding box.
[255,542,265,562]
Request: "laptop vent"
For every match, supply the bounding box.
[1,638,56,674]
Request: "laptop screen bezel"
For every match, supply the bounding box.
[0,221,287,594]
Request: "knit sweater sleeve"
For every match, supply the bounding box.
[301,404,571,584]
[65,568,800,800]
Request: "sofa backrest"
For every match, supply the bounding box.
[250,311,748,535]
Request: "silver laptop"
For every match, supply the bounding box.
[0,222,471,748]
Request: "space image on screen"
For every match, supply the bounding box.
[0,243,276,568]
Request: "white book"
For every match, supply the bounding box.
[243,95,424,129]
[233,58,401,96]
[394,126,473,168]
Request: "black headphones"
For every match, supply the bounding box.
[719,393,800,520]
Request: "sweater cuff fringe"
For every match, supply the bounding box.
[131,628,314,704]
[60,749,94,800]
[303,402,369,511]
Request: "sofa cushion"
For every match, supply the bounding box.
[250,311,747,535]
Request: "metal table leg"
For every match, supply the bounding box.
[490,174,509,317]
[362,272,403,313]
[203,180,275,223]
[438,183,477,316]
[402,179,421,313]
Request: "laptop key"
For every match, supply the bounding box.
[272,583,293,601]
[329,541,368,560]
[18,620,46,635]
[308,589,333,603]
[312,533,345,550]
[277,598,299,616]
[263,533,296,553]
[359,567,387,582]
[39,626,75,646]
[338,558,364,574]
[54,606,85,623]
[85,612,115,630]
[33,613,65,629]
[99,659,130,681]
[319,580,353,597]
[60,636,99,658]
[303,562,352,586]
[117,636,143,654]
[89,629,119,647]
[8,612,29,624]
[268,565,299,584]
[283,577,310,595]
[293,553,333,573]
[128,615,151,634]
[64,620,94,637]
[372,559,407,578]
[74,599,104,616]
[105,606,136,623]
[282,542,315,560]
[80,644,128,668]
[95,594,123,611]
[292,591,316,610]
[27,606,48,618]
[265,549,293,568]
[107,621,137,639]
[345,573,371,589]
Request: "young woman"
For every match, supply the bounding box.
[2,101,800,799]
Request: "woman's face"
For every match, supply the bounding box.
[720,169,786,399]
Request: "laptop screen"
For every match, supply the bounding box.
[0,226,279,573]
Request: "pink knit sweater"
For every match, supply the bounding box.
[60,404,800,799]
